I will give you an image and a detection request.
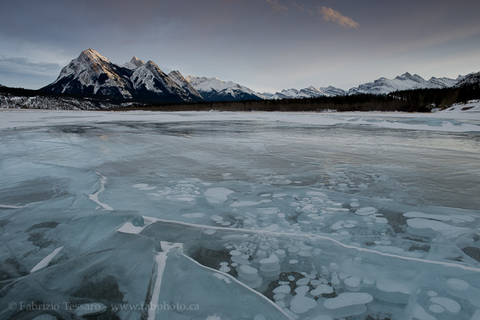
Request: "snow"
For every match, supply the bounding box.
[348,72,460,95]
[117,222,144,234]
[131,62,165,93]
[186,76,259,96]
[117,217,157,234]
[123,56,145,70]
[441,100,480,113]
[45,49,202,103]
[53,49,133,99]
[264,85,346,99]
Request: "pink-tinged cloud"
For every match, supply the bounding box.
[265,0,288,12]
[320,6,359,29]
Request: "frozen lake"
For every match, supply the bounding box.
[1,110,480,320]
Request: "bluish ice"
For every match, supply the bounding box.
[0,110,480,320]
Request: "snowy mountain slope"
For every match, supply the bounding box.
[429,76,461,88]
[456,72,480,87]
[440,100,480,113]
[35,48,479,103]
[41,50,202,103]
[168,71,203,100]
[123,56,145,70]
[130,61,202,102]
[261,73,464,99]
[264,86,346,99]
[186,76,263,101]
[348,72,460,95]
[42,49,134,99]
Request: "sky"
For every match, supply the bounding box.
[1,0,480,92]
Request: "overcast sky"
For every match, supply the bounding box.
[1,0,480,92]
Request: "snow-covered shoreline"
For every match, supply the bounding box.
[1,105,479,132]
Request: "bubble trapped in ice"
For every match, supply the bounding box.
[0,110,479,320]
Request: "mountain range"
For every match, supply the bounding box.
[38,49,479,104]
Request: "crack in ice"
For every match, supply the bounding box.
[30,246,64,273]
[181,253,296,320]
[88,171,113,211]
[0,204,26,209]
[147,242,183,320]
[141,216,480,273]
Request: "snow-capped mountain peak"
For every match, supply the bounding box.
[456,72,480,87]
[40,49,476,104]
[130,61,202,102]
[42,49,202,103]
[43,48,133,99]
[395,72,425,83]
[348,72,459,95]
[79,48,110,63]
[168,70,189,87]
[123,56,145,69]
[186,76,263,101]
[263,85,346,99]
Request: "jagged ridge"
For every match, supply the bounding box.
[42,49,202,103]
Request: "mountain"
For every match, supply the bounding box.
[36,48,479,104]
[348,72,460,95]
[456,72,480,87]
[129,61,202,102]
[42,49,134,100]
[123,56,145,70]
[186,76,263,101]
[41,49,202,103]
[429,76,460,88]
[168,71,203,101]
[263,86,346,99]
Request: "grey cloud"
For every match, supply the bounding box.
[0,56,61,76]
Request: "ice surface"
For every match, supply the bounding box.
[0,110,479,320]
